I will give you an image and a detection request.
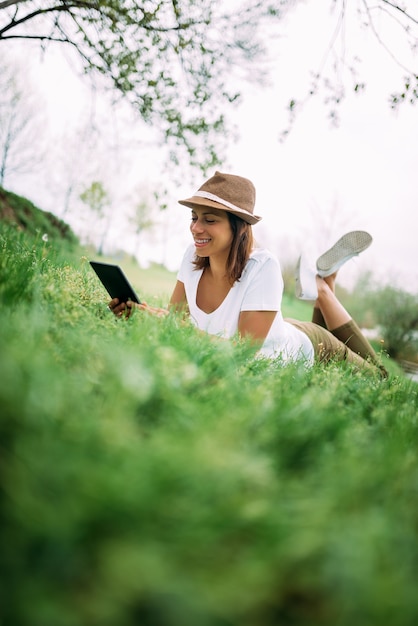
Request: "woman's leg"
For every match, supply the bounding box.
[286,318,382,376]
[311,307,326,328]
[315,274,387,375]
[315,274,352,331]
[311,273,343,329]
[295,242,387,376]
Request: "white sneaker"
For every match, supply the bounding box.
[295,254,318,301]
[316,231,372,277]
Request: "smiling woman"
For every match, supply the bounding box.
[108,171,388,377]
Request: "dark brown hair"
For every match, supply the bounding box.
[193,213,254,284]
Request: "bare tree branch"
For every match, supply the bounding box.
[381,0,418,26]
[361,0,412,75]
[0,0,28,10]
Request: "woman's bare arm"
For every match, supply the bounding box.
[238,310,277,346]
[169,280,188,313]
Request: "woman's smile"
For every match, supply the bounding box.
[194,237,211,247]
[190,208,233,258]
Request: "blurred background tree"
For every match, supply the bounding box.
[79,180,111,254]
[369,286,418,361]
[348,273,418,362]
[0,59,47,187]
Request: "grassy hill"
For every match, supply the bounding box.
[0,187,78,244]
[1,192,417,626]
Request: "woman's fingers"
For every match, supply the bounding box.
[108,298,127,317]
[108,299,168,319]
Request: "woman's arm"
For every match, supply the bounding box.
[238,310,277,346]
[109,280,188,319]
[169,280,188,313]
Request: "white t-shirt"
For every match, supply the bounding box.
[177,245,314,365]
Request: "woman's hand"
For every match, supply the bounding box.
[108,298,129,318]
[108,298,169,319]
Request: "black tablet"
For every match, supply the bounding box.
[90,261,141,304]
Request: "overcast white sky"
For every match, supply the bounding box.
[225,1,418,292]
[5,0,418,293]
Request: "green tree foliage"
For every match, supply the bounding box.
[130,197,155,259]
[352,272,418,361]
[369,285,418,360]
[0,0,286,169]
[80,180,109,220]
[1,1,417,166]
[80,180,111,253]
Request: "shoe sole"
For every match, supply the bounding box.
[316,231,372,277]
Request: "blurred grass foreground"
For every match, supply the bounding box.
[1,211,418,626]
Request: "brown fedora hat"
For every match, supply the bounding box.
[178,171,262,225]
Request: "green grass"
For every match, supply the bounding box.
[1,221,417,626]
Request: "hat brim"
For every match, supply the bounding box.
[178,195,261,225]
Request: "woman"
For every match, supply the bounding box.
[109,171,387,377]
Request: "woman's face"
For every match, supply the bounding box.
[190,207,233,259]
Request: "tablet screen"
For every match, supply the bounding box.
[90,261,141,303]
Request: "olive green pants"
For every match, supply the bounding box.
[286,308,387,377]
